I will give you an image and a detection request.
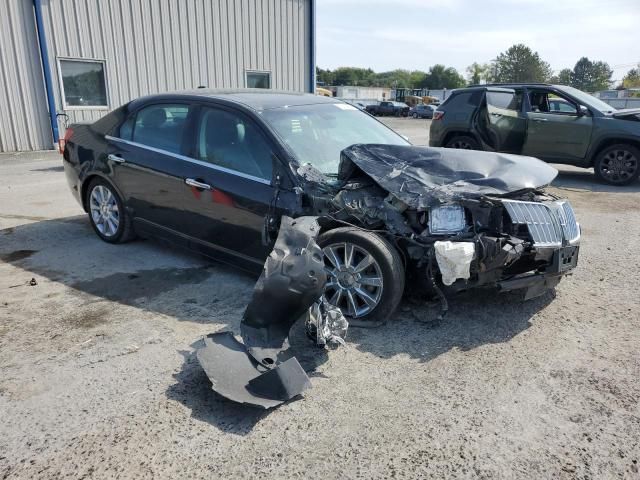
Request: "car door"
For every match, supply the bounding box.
[477,88,527,153]
[177,104,292,265]
[105,102,196,243]
[521,88,593,161]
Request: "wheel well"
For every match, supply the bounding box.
[590,138,640,166]
[80,175,117,212]
[316,219,409,269]
[442,130,478,146]
[80,175,100,212]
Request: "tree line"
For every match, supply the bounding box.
[317,44,640,92]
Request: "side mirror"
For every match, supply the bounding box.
[578,105,590,117]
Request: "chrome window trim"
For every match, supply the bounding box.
[105,135,272,186]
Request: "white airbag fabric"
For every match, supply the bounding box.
[434,241,475,286]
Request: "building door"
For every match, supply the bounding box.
[0,0,52,152]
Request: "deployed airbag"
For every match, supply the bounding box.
[434,241,475,286]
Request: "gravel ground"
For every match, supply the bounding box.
[1,119,639,479]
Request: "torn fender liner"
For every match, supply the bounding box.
[241,216,326,366]
[339,144,558,208]
[196,216,333,409]
[196,332,311,409]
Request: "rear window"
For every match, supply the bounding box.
[441,91,481,109]
[119,104,191,154]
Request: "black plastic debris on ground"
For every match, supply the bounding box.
[196,216,345,409]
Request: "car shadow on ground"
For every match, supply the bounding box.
[0,215,258,325]
[165,324,329,435]
[552,166,640,193]
[2,214,554,432]
[349,288,554,364]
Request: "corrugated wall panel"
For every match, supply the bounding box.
[1,0,310,151]
[0,0,52,152]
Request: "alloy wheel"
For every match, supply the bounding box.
[322,242,384,318]
[89,185,120,237]
[599,149,638,184]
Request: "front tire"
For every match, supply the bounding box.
[412,112,418,119]
[594,144,640,185]
[317,228,405,326]
[445,135,480,150]
[86,178,135,244]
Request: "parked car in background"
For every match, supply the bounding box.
[366,101,409,117]
[340,99,378,111]
[409,104,437,119]
[392,101,410,117]
[429,83,640,185]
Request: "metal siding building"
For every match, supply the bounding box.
[0,0,314,152]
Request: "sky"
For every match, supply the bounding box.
[316,0,640,84]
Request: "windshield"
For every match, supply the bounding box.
[261,103,410,174]
[559,85,617,113]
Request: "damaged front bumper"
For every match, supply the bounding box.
[437,198,581,299]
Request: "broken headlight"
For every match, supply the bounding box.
[428,205,467,235]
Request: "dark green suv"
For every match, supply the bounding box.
[429,83,640,185]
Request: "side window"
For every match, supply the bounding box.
[548,96,578,115]
[119,116,134,140]
[442,92,472,109]
[529,90,578,115]
[487,91,522,112]
[128,104,190,154]
[196,108,274,181]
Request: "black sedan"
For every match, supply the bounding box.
[62,89,580,324]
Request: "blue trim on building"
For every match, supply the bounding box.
[309,0,316,93]
[33,0,59,144]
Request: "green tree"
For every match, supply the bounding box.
[490,44,552,83]
[316,67,334,85]
[332,67,375,86]
[423,64,465,89]
[622,68,640,88]
[466,62,490,85]
[570,57,612,91]
[550,68,573,86]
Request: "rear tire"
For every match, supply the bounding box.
[445,135,481,150]
[85,178,135,244]
[594,143,640,185]
[412,112,418,119]
[317,228,405,326]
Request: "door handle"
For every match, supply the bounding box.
[185,178,212,190]
[107,154,126,163]
[532,118,548,122]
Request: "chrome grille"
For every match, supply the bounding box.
[556,201,580,243]
[503,200,563,247]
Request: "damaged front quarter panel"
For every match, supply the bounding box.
[320,144,579,302]
[196,216,348,409]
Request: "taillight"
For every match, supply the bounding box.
[58,128,74,154]
[433,111,444,121]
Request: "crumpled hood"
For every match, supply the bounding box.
[339,144,558,208]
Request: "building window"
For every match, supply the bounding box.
[58,59,108,108]
[246,71,271,89]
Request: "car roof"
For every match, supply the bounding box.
[131,88,341,111]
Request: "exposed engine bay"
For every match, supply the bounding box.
[305,145,580,302]
[197,145,581,408]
